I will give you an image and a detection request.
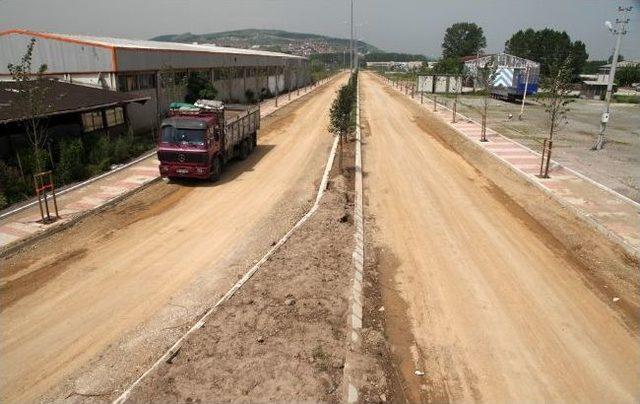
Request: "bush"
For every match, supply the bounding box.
[613,94,640,104]
[186,71,218,102]
[86,134,113,175]
[0,161,32,205]
[245,89,257,104]
[259,87,273,101]
[0,192,7,210]
[57,138,86,185]
[113,134,134,163]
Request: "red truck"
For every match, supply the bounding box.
[157,100,260,181]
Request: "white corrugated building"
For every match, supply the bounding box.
[0,29,311,132]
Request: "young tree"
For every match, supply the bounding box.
[7,38,52,173]
[476,56,497,142]
[329,73,357,170]
[442,22,487,60]
[538,57,574,177]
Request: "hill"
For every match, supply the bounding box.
[150,29,380,57]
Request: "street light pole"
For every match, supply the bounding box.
[519,65,530,120]
[350,0,354,72]
[593,6,631,151]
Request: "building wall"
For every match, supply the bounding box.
[0,32,114,74]
[1,32,311,135]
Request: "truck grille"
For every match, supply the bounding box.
[158,151,208,164]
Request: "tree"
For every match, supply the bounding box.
[582,60,608,74]
[442,22,487,60]
[7,38,53,173]
[537,57,574,177]
[505,28,588,79]
[433,57,463,74]
[476,56,497,142]
[608,54,624,64]
[329,72,357,170]
[616,65,640,87]
[185,71,217,103]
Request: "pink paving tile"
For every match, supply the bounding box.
[0,225,33,237]
[504,157,542,165]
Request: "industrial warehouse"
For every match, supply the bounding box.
[0,29,311,133]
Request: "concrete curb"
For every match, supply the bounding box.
[383,76,639,258]
[112,131,341,404]
[343,74,364,403]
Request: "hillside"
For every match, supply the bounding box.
[150,29,380,57]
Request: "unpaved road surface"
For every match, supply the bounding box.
[0,73,347,403]
[126,138,392,402]
[361,72,639,402]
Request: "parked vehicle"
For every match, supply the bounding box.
[463,53,540,101]
[157,100,260,181]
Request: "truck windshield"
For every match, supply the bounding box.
[160,126,205,145]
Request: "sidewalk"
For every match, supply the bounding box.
[0,78,332,251]
[384,78,640,254]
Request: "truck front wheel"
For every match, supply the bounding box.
[209,157,223,182]
[238,140,249,160]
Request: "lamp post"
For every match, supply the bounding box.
[593,6,631,150]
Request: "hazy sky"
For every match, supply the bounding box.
[1,0,638,60]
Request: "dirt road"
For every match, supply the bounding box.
[361,72,639,402]
[0,73,347,402]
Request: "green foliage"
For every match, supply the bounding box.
[433,58,463,74]
[442,22,487,60]
[582,60,608,74]
[329,72,358,137]
[613,94,640,104]
[57,138,85,185]
[259,87,273,101]
[505,28,588,79]
[0,161,32,206]
[616,65,640,87]
[609,54,624,64]
[365,52,428,62]
[185,71,218,103]
[245,89,257,104]
[113,134,134,163]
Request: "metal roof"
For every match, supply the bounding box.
[0,29,306,60]
[0,80,149,124]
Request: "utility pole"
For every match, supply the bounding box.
[350,0,354,72]
[519,65,530,120]
[593,6,631,151]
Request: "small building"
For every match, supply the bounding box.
[0,80,148,161]
[579,61,639,99]
[0,30,310,134]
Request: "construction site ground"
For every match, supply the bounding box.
[1,70,638,403]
